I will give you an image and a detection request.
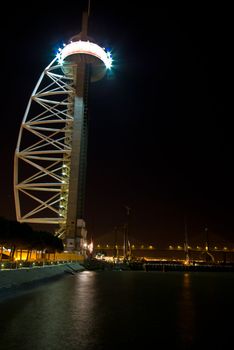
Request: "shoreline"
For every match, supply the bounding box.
[83,257,234,272]
[0,262,85,302]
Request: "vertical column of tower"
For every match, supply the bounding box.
[77,64,90,220]
[65,62,90,250]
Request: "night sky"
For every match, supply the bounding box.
[1,2,233,247]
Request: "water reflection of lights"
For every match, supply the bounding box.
[68,271,98,344]
[77,270,93,281]
[177,272,195,346]
[183,273,190,287]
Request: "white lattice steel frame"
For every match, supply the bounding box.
[14,38,112,239]
[14,58,74,233]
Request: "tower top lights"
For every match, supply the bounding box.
[56,40,113,82]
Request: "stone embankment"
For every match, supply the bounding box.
[0,262,85,299]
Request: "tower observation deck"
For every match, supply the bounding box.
[14,12,112,252]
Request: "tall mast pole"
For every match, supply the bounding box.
[184,216,190,264]
[124,206,131,260]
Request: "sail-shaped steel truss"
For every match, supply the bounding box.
[14,57,74,236]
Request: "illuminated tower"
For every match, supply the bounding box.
[14,12,112,251]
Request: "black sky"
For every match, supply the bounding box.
[1,2,233,246]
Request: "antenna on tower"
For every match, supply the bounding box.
[70,1,91,42]
[87,0,91,17]
[80,1,91,40]
[81,12,89,39]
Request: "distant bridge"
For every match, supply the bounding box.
[94,244,234,253]
[93,243,234,263]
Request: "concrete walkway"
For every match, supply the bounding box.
[0,262,85,296]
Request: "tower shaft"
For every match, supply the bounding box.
[66,62,90,250]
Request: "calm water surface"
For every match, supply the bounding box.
[1,271,234,349]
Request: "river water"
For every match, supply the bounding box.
[1,270,234,349]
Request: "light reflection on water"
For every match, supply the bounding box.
[177,273,195,347]
[0,271,234,350]
[0,271,100,350]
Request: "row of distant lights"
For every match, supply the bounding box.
[95,244,232,250]
[169,245,230,250]
[56,41,113,69]
[96,244,155,249]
